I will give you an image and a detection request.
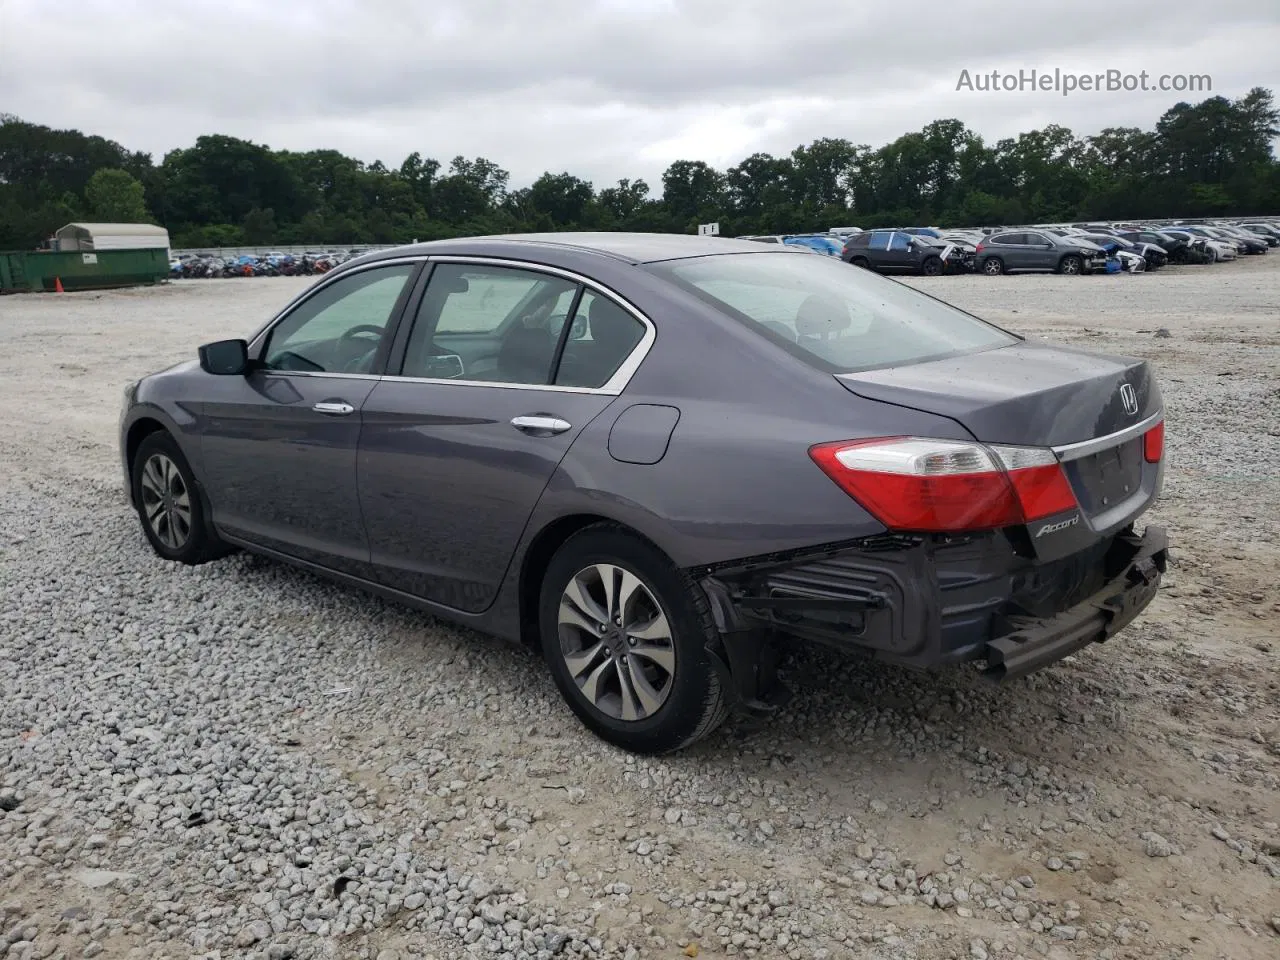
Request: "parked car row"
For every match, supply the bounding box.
[738,218,1279,277]
[169,250,363,279]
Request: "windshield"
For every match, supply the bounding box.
[651,252,1018,373]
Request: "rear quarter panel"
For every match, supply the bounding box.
[519,280,978,568]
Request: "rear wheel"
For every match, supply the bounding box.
[1058,255,1082,275]
[131,431,230,565]
[920,256,942,277]
[539,526,729,753]
[850,256,871,270]
[982,257,1005,276]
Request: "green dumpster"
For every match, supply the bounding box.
[0,248,169,293]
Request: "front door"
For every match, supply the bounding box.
[358,263,649,611]
[198,262,418,576]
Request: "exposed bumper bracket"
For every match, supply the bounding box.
[698,577,791,715]
[982,525,1167,682]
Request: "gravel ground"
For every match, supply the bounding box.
[1,257,1278,960]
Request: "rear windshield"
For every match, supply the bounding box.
[650,252,1018,373]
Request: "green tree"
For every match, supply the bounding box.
[661,160,725,226]
[85,168,151,222]
[242,207,278,244]
[525,171,594,226]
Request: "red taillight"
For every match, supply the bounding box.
[809,437,1078,533]
[1143,421,1164,463]
[975,242,985,254]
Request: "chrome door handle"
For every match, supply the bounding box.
[313,401,355,416]
[511,415,571,435]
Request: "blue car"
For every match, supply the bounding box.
[782,235,844,257]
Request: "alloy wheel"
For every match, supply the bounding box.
[557,563,676,722]
[139,453,192,550]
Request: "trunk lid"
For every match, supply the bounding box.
[836,341,1164,542]
[835,340,1158,447]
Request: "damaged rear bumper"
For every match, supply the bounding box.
[696,524,1167,692]
[980,525,1165,680]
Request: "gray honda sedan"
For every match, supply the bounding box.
[120,233,1168,753]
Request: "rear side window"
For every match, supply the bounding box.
[844,234,870,249]
[867,231,891,250]
[400,263,578,384]
[553,291,647,389]
[653,252,1017,374]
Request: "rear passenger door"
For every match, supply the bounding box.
[882,232,916,272]
[356,261,652,612]
[992,233,1033,271]
[1023,232,1057,270]
[864,231,892,270]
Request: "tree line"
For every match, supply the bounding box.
[1,87,1277,251]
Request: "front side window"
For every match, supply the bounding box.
[400,263,578,384]
[262,264,414,374]
[653,252,1017,374]
[888,233,911,252]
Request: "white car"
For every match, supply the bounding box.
[1180,226,1247,258]
[1165,229,1236,261]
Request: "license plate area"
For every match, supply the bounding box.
[1063,438,1143,516]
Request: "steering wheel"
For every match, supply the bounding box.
[341,324,385,340]
[339,324,385,373]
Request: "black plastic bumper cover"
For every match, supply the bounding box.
[981,524,1167,681]
[696,524,1168,691]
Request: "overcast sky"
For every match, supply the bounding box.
[2,0,1278,190]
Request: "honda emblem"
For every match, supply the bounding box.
[1119,383,1139,416]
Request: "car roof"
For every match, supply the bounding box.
[357,232,774,266]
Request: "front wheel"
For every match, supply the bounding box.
[920,256,942,277]
[131,431,231,565]
[1058,255,1082,275]
[539,526,729,753]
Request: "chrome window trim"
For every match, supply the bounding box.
[254,370,382,382]
[247,256,427,355]
[378,255,657,397]
[379,376,612,395]
[1051,409,1163,462]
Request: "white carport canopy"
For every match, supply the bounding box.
[55,222,171,251]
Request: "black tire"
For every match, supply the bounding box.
[981,257,1005,276]
[850,256,871,270]
[538,525,729,753]
[1058,254,1082,276]
[131,431,230,565]
[919,256,942,277]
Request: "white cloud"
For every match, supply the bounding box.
[0,0,1275,189]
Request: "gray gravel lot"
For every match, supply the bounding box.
[1,259,1278,960]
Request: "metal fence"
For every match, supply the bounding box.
[170,244,403,259]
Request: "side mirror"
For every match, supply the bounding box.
[198,338,250,375]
